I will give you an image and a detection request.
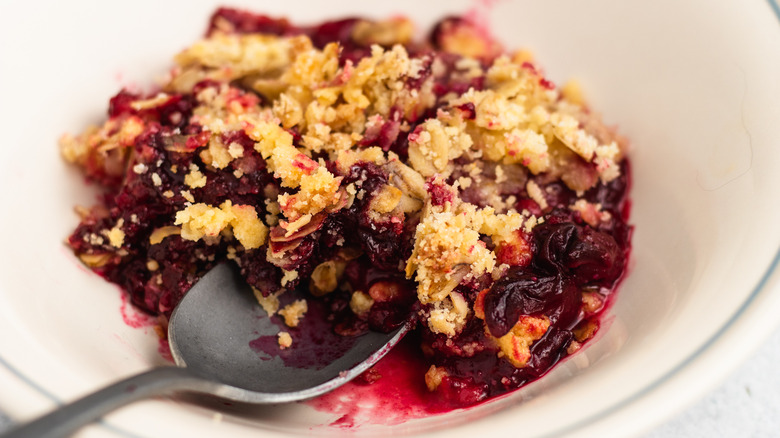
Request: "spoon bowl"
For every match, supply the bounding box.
[3,263,410,438]
[170,263,410,402]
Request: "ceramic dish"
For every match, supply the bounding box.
[1,0,779,437]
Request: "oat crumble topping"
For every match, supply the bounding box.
[278,299,308,328]
[62,9,631,407]
[277,331,293,349]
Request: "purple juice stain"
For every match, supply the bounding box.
[249,296,365,370]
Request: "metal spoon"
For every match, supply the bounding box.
[4,263,410,438]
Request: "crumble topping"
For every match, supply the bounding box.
[427,292,470,336]
[184,164,208,188]
[175,203,233,241]
[278,299,308,328]
[492,315,550,368]
[173,33,296,88]
[253,287,282,316]
[570,199,611,227]
[105,219,125,248]
[280,269,299,286]
[407,198,525,296]
[175,201,268,249]
[581,291,605,314]
[181,190,196,203]
[407,118,473,177]
[424,365,448,391]
[62,10,631,406]
[561,79,585,106]
[407,205,494,304]
[277,331,293,349]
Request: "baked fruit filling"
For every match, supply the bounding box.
[62,8,631,407]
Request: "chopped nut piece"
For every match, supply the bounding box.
[149,226,182,245]
[367,281,404,302]
[369,185,403,214]
[349,291,374,317]
[525,180,548,210]
[78,253,113,268]
[310,260,346,296]
[567,340,583,355]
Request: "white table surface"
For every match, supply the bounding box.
[641,324,780,438]
[1,325,779,437]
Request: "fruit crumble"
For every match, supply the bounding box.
[62,8,632,407]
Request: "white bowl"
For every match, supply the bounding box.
[1,0,779,437]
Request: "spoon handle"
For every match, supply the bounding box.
[2,366,208,438]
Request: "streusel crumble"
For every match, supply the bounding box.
[63,8,631,407]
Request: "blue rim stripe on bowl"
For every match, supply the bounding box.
[770,0,780,22]
[0,355,144,437]
[1,2,780,436]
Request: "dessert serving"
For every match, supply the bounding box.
[61,8,632,408]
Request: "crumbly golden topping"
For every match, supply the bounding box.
[424,364,448,391]
[184,164,208,188]
[174,201,268,249]
[408,118,473,177]
[427,291,470,336]
[253,287,281,316]
[278,299,308,328]
[492,315,550,368]
[277,331,293,349]
[105,219,126,248]
[175,203,234,241]
[407,204,496,303]
[61,15,628,367]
